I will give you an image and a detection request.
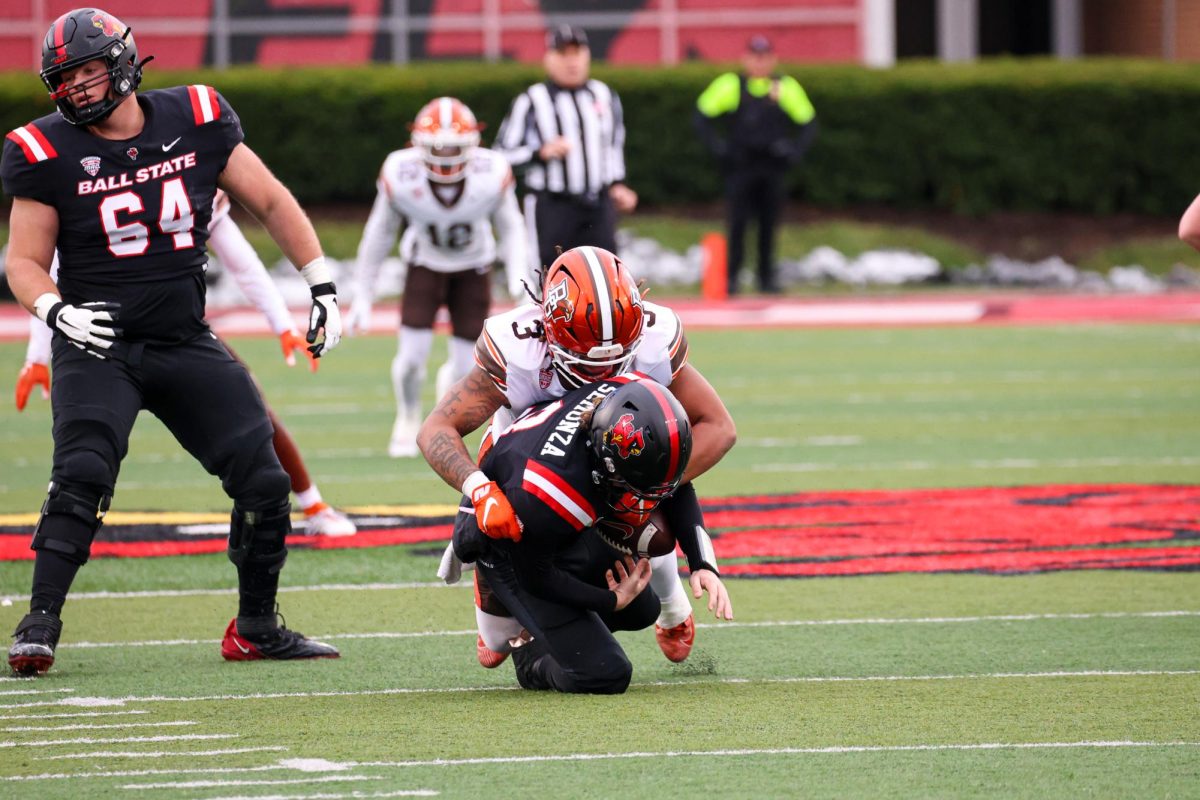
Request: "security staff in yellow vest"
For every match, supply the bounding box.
[694,35,817,295]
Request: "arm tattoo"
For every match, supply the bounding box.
[423,430,477,491]
[419,367,506,491]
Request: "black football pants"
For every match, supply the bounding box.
[529,192,618,274]
[32,332,289,614]
[478,532,660,694]
[725,162,787,293]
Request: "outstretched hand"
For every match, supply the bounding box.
[690,568,733,620]
[606,555,652,611]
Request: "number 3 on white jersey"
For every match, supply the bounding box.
[99,177,195,257]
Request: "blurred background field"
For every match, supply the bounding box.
[2,323,1197,514]
[2,3,1200,796]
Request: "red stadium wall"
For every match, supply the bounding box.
[0,0,863,71]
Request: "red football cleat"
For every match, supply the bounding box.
[221,617,340,661]
[655,613,695,663]
[477,634,509,669]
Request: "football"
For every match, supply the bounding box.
[595,508,676,559]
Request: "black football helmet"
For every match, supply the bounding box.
[588,379,692,514]
[40,8,146,126]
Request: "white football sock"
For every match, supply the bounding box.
[476,607,523,654]
[650,552,692,628]
[295,486,322,509]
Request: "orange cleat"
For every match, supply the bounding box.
[655,613,695,663]
[476,635,509,669]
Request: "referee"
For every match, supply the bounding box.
[494,24,638,276]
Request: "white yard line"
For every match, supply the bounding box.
[49,610,1200,651]
[711,670,1200,686]
[208,792,436,800]
[4,742,1196,784]
[125,775,384,790]
[52,582,462,601]
[0,669,1195,713]
[0,733,235,748]
[37,746,287,761]
[4,721,197,732]
[753,456,1200,472]
[349,740,1200,769]
[0,688,75,696]
[2,764,287,781]
[0,710,149,721]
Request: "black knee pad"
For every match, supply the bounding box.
[221,438,290,510]
[57,443,118,490]
[32,482,110,566]
[227,502,291,574]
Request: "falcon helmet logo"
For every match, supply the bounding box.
[543,277,574,326]
[605,413,645,459]
[126,147,138,160]
[80,156,101,176]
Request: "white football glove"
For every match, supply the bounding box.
[35,295,121,360]
[306,289,342,357]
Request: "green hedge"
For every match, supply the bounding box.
[2,59,1199,215]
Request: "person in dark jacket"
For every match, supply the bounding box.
[694,35,818,295]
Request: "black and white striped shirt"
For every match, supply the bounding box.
[494,79,627,200]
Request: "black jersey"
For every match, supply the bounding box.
[473,375,645,612]
[1,86,243,344]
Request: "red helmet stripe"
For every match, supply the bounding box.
[640,382,683,484]
[51,13,68,62]
[579,246,614,342]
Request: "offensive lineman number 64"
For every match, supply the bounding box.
[98,176,195,257]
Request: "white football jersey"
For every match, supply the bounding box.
[376,147,515,272]
[475,300,689,434]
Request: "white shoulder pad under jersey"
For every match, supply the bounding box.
[378,147,515,273]
[474,299,690,433]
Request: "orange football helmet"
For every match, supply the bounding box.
[541,246,644,388]
[409,96,482,184]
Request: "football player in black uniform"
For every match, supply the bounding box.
[2,8,344,675]
[450,376,694,694]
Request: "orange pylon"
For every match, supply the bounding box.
[701,232,727,301]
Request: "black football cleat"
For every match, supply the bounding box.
[221,616,339,661]
[9,611,63,676]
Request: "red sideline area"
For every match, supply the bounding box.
[1,485,1196,577]
[3,293,1200,341]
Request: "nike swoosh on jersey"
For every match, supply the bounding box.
[162,137,182,152]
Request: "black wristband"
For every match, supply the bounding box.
[309,282,336,298]
[45,301,65,329]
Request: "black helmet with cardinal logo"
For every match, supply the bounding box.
[588,378,692,514]
[40,8,147,126]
